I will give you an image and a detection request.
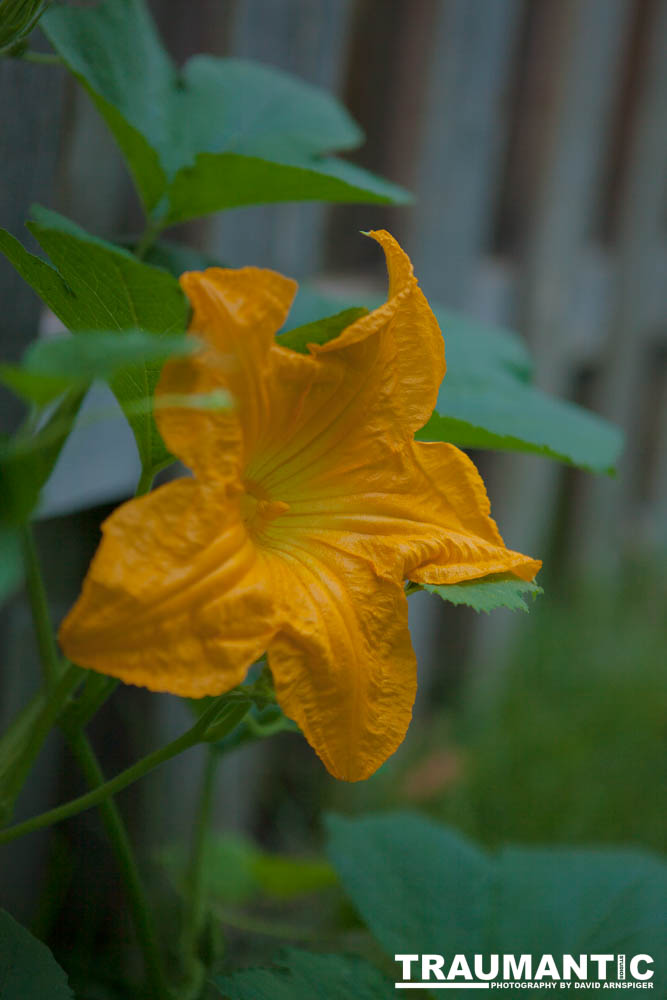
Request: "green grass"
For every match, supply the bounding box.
[431,563,667,850]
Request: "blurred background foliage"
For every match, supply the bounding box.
[0,0,665,993]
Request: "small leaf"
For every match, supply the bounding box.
[419,573,543,614]
[160,833,336,907]
[215,949,392,1000]
[0,330,192,406]
[279,308,368,354]
[0,907,73,998]
[42,0,411,223]
[0,207,189,476]
[1,387,87,523]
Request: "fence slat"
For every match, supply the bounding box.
[408,0,524,307]
[576,0,667,567]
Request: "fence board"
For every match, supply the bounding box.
[409,0,524,307]
[576,0,667,567]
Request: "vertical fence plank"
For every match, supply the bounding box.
[576,0,667,568]
[409,0,524,307]
[489,0,632,558]
[469,0,632,674]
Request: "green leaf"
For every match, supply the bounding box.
[160,833,336,906]
[1,387,87,523]
[280,287,622,474]
[0,907,73,998]
[42,0,411,224]
[279,308,368,355]
[0,330,192,406]
[215,949,392,1000]
[420,573,543,613]
[326,813,667,990]
[419,371,624,475]
[0,207,189,475]
[0,525,23,605]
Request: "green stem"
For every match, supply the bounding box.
[135,468,155,496]
[134,219,164,261]
[17,51,62,66]
[0,698,228,846]
[212,904,319,943]
[181,748,218,988]
[65,727,172,1000]
[0,662,82,822]
[21,525,59,689]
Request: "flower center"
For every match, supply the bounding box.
[241,481,289,536]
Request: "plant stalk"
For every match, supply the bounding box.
[0,697,231,846]
[21,524,59,689]
[181,747,218,991]
[65,727,173,1000]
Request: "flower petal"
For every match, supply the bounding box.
[155,267,297,481]
[246,234,446,497]
[309,230,445,437]
[265,539,416,782]
[59,479,277,696]
[275,440,540,585]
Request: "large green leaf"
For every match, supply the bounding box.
[281,287,622,474]
[419,370,623,475]
[0,908,73,998]
[0,207,189,475]
[419,573,543,613]
[215,949,392,1000]
[326,813,667,993]
[42,0,410,225]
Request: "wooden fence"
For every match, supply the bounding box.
[1,0,666,922]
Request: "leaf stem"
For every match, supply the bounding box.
[134,219,164,261]
[135,467,156,496]
[0,697,226,846]
[181,747,218,991]
[21,524,60,689]
[16,50,63,66]
[0,662,82,822]
[65,727,173,1000]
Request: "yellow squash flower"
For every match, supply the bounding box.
[59,232,540,781]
